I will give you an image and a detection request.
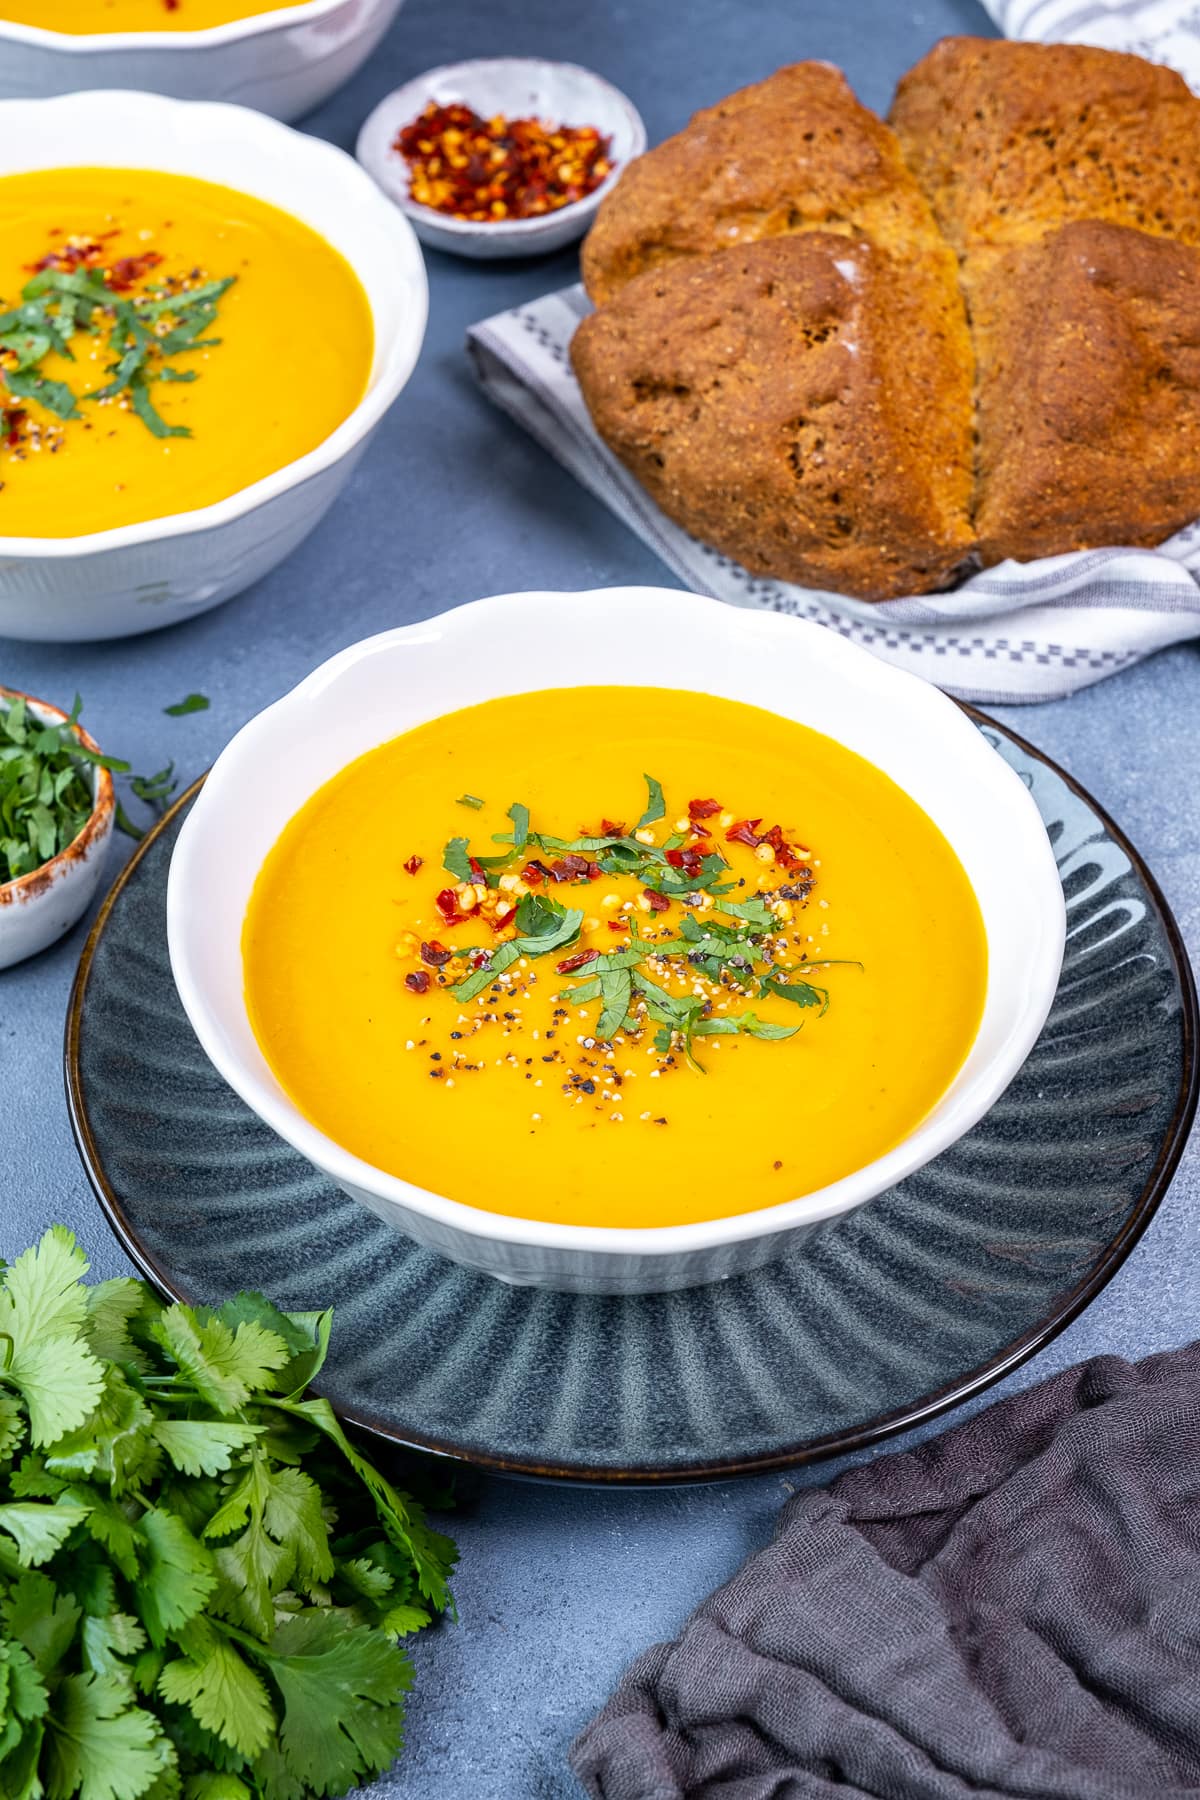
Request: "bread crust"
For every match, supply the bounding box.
[581,62,946,307]
[970,221,1200,565]
[890,36,1200,251]
[571,234,975,602]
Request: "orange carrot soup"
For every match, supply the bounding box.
[1,1,298,30]
[242,688,987,1229]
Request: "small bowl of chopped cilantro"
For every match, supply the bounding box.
[0,685,116,969]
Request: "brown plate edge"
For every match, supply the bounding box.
[63,713,1200,1486]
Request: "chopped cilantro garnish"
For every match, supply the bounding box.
[0,262,235,442]
[456,793,485,809]
[0,692,130,884]
[163,693,209,717]
[412,778,854,1074]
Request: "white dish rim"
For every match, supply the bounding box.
[0,87,427,559]
[167,587,1068,1269]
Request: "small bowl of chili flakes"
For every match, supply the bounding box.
[355,57,646,259]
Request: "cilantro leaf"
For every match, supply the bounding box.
[260,1469,332,1590]
[80,1612,146,1683]
[0,1230,105,1446]
[151,1423,262,1479]
[163,695,209,717]
[135,1509,216,1647]
[379,1603,431,1639]
[441,837,473,883]
[635,774,665,829]
[158,1621,273,1761]
[453,900,584,1004]
[694,1012,800,1041]
[0,1502,90,1568]
[0,1394,25,1462]
[85,1280,157,1375]
[597,969,634,1040]
[762,974,830,1015]
[259,1610,410,1796]
[2,1570,80,1673]
[43,1671,169,1800]
[151,1310,289,1416]
[1,1227,91,1346]
[506,802,529,850]
[455,794,484,810]
[715,897,775,929]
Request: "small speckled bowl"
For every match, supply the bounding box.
[0,688,115,971]
[356,57,646,259]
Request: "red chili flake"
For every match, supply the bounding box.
[106,251,164,292]
[402,854,423,876]
[27,235,105,274]
[556,949,599,974]
[549,854,592,882]
[521,861,546,886]
[2,406,27,448]
[405,970,431,994]
[434,888,467,923]
[585,862,602,881]
[470,951,490,970]
[688,798,721,819]
[420,940,453,967]
[600,818,625,837]
[757,823,801,869]
[726,819,763,848]
[643,890,671,913]
[607,920,628,932]
[468,855,485,881]
[393,102,613,225]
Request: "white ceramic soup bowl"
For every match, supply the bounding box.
[0,687,115,971]
[0,0,404,122]
[168,588,1066,1295]
[0,89,427,644]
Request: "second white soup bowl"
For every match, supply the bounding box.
[0,89,427,643]
[0,0,405,122]
[168,588,1066,1295]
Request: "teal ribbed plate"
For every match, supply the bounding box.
[66,714,1197,1483]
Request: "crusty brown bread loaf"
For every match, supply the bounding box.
[572,234,974,601]
[572,42,1200,599]
[580,62,948,306]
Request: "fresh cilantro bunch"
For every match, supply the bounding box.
[0,1228,456,1799]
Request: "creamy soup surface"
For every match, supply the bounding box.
[1,1,297,30]
[0,167,372,536]
[243,688,988,1230]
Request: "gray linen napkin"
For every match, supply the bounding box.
[570,1343,1200,1799]
[467,0,1200,705]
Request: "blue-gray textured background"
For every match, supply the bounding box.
[3,0,1199,1793]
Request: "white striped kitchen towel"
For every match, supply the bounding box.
[466,4,1200,705]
